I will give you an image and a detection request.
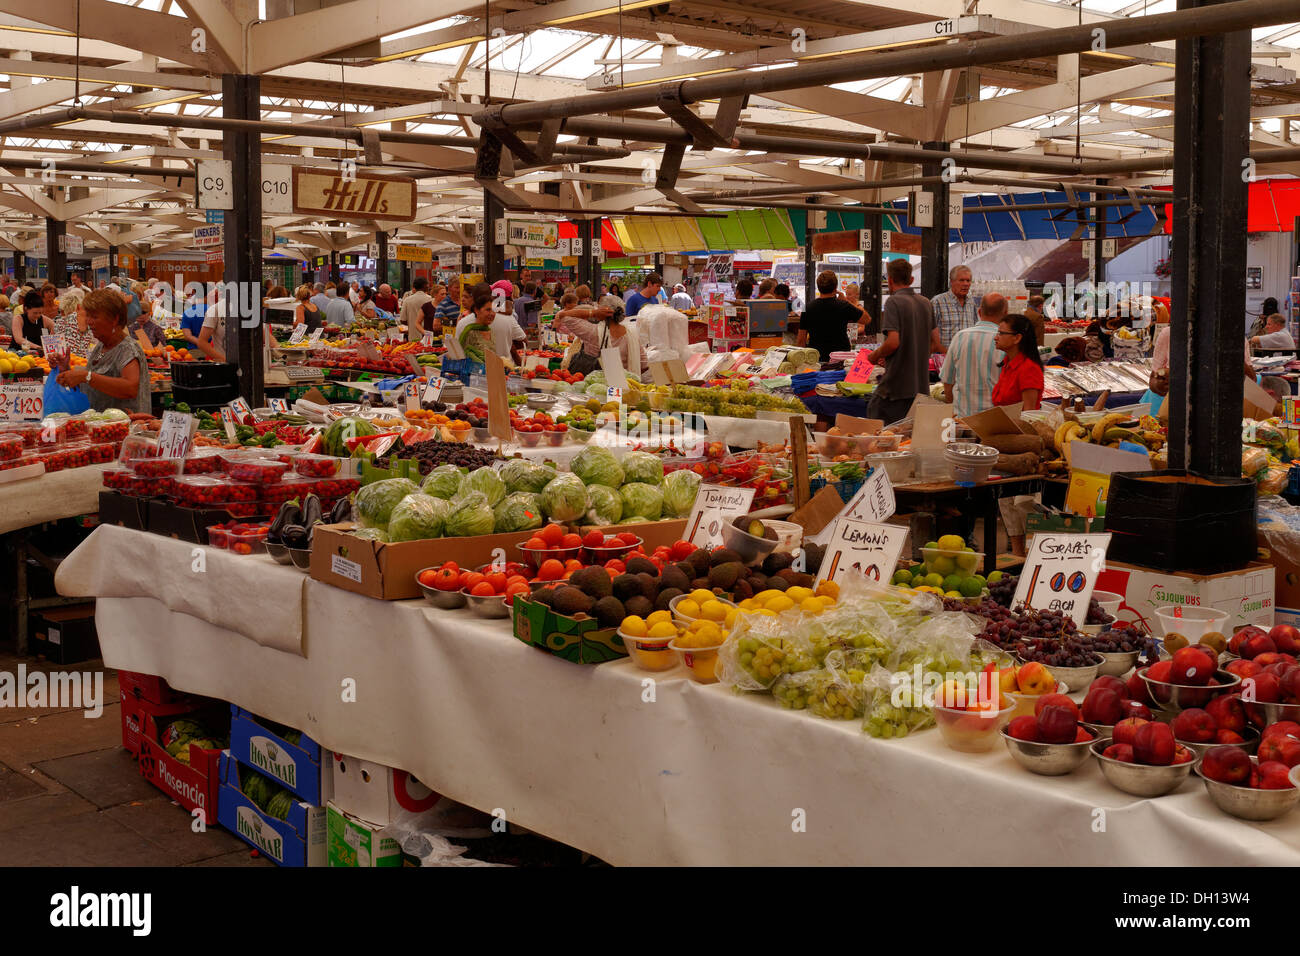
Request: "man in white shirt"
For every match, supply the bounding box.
[669,283,694,311]
[310,283,331,314]
[1250,313,1295,351]
[939,292,1005,419]
[348,281,361,306]
[324,287,354,327]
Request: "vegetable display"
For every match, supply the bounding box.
[445,490,495,537]
[355,477,419,530]
[661,470,701,517]
[621,450,664,486]
[458,466,507,507]
[493,492,545,533]
[388,494,450,542]
[499,458,556,495]
[540,473,590,522]
[570,446,624,489]
[584,483,623,526]
[619,481,664,520]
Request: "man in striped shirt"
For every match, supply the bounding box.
[930,265,978,350]
[939,292,1005,419]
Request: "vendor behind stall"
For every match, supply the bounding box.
[55,288,150,414]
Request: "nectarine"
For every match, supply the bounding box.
[1016,661,1054,696]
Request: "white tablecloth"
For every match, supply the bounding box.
[0,462,114,535]
[63,528,1300,866]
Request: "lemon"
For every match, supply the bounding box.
[621,615,648,637]
[699,600,728,622]
[800,597,825,615]
[648,620,677,639]
[738,598,759,611]
[755,608,777,617]
[816,580,839,600]
[930,555,956,576]
[646,610,672,626]
[693,621,723,643]
[724,608,738,628]
[688,588,714,605]
[754,589,783,604]
[765,595,796,613]
[938,534,966,552]
[0,359,11,374]
[676,598,701,619]
[785,586,813,603]
[945,590,962,599]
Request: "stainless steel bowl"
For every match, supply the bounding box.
[1139,668,1242,714]
[720,520,778,566]
[464,589,510,619]
[526,393,558,410]
[1243,698,1300,731]
[1095,650,1140,677]
[287,546,312,571]
[1091,737,1198,797]
[1037,654,1105,692]
[1199,759,1300,821]
[417,574,467,610]
[1175,727,1259,760]
[265,541,293,565]
[1001,726,1098,775]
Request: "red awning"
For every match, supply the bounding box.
[1162,178,1300,234]
[558,219,623,256]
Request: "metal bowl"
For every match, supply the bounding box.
[1095,649,1140,677]
[1091,737,1198,797]
[416,571,467,610]
[287,546,313,571]
[1032,654,1104,692]
[265,541,294,565]
[1001,725,1099,775]
[1004,681,1069,720]
[526,393,559,410]
[463,589,510,619]
[471,425,492,442]
[1138,667,1242,714]
[1198,759,1300,821]
[1175,726,1259,760]
[720,520,778,566]
[1242,697,1300,731]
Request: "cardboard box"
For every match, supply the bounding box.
[1025,512,1106,534]
[1064,442,1152,517]
[136,709,226,819]
[329,754,440,827]
[1096,560,1275,635]
[326,802,403,867]
[512,597,627,664]
[98,491,149,531]
[119,691,217,758]
[1258,529,1300,610]
[311,518,688,601]
[118,670,187,706]
[31,605,99,664]
[228,706,331,806]
[216,753,326,867]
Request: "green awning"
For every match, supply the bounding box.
[788,209,906,244]
[696,209,797,251]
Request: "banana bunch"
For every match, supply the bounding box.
[1053,421,1087,465]
[1091,413,1129,442]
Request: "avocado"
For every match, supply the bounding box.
[778,569,814,589]
[711,548,742,568]
[746,572,768,592]
[687,549,711,576]
[624,595,654,620]
[570,566,612,600]
[612,574,641,603]
[745,519,768,539]
[764,575,788,592]
[708,561,744,591]
[533,588,558,608]
[553,586,594,616]
[634,572,659,600]
[801,543,826,576]
[659,566,690,594]
[731,578,754,602]
[673,561,697,581]
[655,587,684,612]
[691,577,710,591]
[763,551,794,576]
[625,556,659,578]
[592,596,627,629]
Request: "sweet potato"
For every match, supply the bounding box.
[996,452,1040,476]
[984,434,1044,456]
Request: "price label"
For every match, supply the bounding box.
[1012,532,1113,625]
[760,347,789,372]
[843,468,896,523]
[228,397,252,420]
[41,333,68,362]
[844,349,874,384]
[288,323,308,345]
[219,406,238,441]
[157,410,196,459]
[386,327,404,343]
[421,330,436,347]
[405,381,421,412]
[308,327,325,346]
[685,484,756,549]
[817,517,909,586]
[268,398,289,413]
[0,381,44,422]
[606,386,622,403]
[423,377,445,404]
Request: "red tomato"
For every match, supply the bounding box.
[616,532,640,546]
[433,568,461,591]
[485,572,508,593]
[560,533,583,549]
[564,559,583,572]
[540,524,565,546]
[471,581,495,597]
[463,571,487,591]
[604,559,626,574]
[524,535,548,550]
[538,559,565,581]
[670,540,696,560]
[417,569,440,588]
[583,531,606,547]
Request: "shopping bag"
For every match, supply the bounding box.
[43,373,92,416]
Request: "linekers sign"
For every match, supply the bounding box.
[291,168,417,222]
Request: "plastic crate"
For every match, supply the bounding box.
[169,361,238,389]
[170,382,239,411]
[809,474,866,504]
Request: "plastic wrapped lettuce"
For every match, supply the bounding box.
[661,469,701,517]
[499,458,555,495]
[540,473,590,522]
[388,494,450,542]
[421,464,464,500]
[620,450,664,486]
[570,445,624,488]
[457,466,506,507]
[355,477,419,530]
[444,490,495,538]
[619,481,663,520]
[350,527,389,542]
[494,492,544,533]
[584,483,623,526]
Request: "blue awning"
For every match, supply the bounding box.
[883,191,1164,242]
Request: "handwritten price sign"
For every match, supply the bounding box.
[1013,532,1112,625]
[288,323,308,345]
[156,411,196,459]
[685,484,756,548]
[0,381,44,422]
[423,377,445,404]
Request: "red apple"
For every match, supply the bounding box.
[1170,646,1215,686]
[1173,744,1195,765]
[1257,760,1296,790]
[1205,695,1247,734]
[1113,716,1149,747]
[1171,707,1217,743]
[1036,705,1078,744]
[1074,727,1095,743]
[1242,633,1278,660]
[1081,687,1125,726]
[1281,667,1300,704]
[1216,729,1246,744]
[1034,693,1079,720]
[1244,672,1281,703]
[1231,625,1267,656]
[1262,720,1300,741]
[1103,742,1135,763]
[1007,715,1040,742]
[1133,721,1176,766]
[1268,624,1300,655]
[1089,675,1129,699]
[1144,662,1174,703]
[1120,699,1154,721]
[1126,670,1154,705]
[1201,745,1252,784]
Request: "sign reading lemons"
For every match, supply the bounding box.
[291,168,417,222]
[394,245,432,262]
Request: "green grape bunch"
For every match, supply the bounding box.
[737,636,817,689]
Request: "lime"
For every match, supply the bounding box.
[959,577,984,598]
[972,574,987,589]
[892,569,913,586]
[924,541,939,551]
[931,556,957,576]
[942,574,964,593]
[911,572,927,586]
[923,573,945,590]
[955,552,979,574]
[987,570,1003,585]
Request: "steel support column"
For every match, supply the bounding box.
[1167,0,1251,478]
[13,250,24,285]
[221,73,264,409]
[576,219,593,289]
[460,245,469,275]
[376,232,388,290]
[329,250,340,286]
[484,189,505,280]
[1092,181,1107,286]
[107,244,118,278]
[864,214,883,329]
[45,218,66,287]
[920,143,949,300]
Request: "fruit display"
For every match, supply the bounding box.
[517,366,585,386]
[893,535,986,599]
[510,409,568,446]
[1047,412,1166,474]
[1006,696,1095,745]
[159,717,227,766]
[661,381,807,418]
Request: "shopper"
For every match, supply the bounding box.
[735,277,754,300]
[294,285,323,331]
[992,314,1045,410]
[554,295,647,374]
[514,281,538,327]
[54,288,150,414]
[401,276,438,341]
[374,283,399,314]
[310,283,331,314]
[670,283,693,311]
[866,259,941,424]
[12,289,52,351]
[939,293,1005,419]
[131,299,167,348]
[435,280,461,325]
[1024,295,1046,346]
[624,274,663,318]
[1250,313,1295,351]
[757,278,777,298]
[797,270,861,362]
[1139,367,1170,416]
[930,265,977,351]
[1249,298,1279,339]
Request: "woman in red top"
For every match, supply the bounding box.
[992,315,1045,410]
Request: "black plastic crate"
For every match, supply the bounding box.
[31,605,100,664]
[171,382,239,411]
[169,361,237,389]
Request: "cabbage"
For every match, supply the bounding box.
[571,446,623,488]
[350,527,389,542]
[584,483,622,526]
[661,469,701,517]
[619,481,663,520]
[620,451,664,486]
[354,477,418,530]
[422,464,463,499]
[540,473,590,522]
[445,490,495,537]
[493,492,544,533]
[499,458,556,494]
[458,466,506,507]
[387,494,450,542]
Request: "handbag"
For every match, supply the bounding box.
[566,323,608,376]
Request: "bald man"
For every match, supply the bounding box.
[939,291,1006,419]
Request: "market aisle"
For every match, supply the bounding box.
[0,652,269,867]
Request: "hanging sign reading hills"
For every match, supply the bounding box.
[292,168,417,222]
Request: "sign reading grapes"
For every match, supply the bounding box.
[1013,532,1112,625]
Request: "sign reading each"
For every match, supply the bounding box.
[842,467,896,524]
[308,327,325,345]
[817,517,909,586]
[685,484,757,549]
[288,323,308,345]
[420,330,436,347]
[0,381,43,422]
[1013,532,1113,626]
[219,406,238,441]
[156,411,197,459]
[292,167,417,222]
[423,377,445,404]
[41,333,68,363]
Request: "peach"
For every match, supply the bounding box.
[1113,716,1149,747]
[1255,653,1291,670]
[1171,646,1215,686]
[997,667,1019,693]
[1016,661,1054,696]
[1201,745,1251,784]
[1103,742,1135,763]
[1171,707,1217,743]
[1036,705,1078,744]
[935,678,973,710]
[1257,761,1296,790]
[1007,715,1040,742]
[1205,695,1247,734]
[1241,633,1277,660]
[1034,693,1079,720]
[1268,623,1300,655]
[1281,667,1300,703]
[1133,721,1176,766]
